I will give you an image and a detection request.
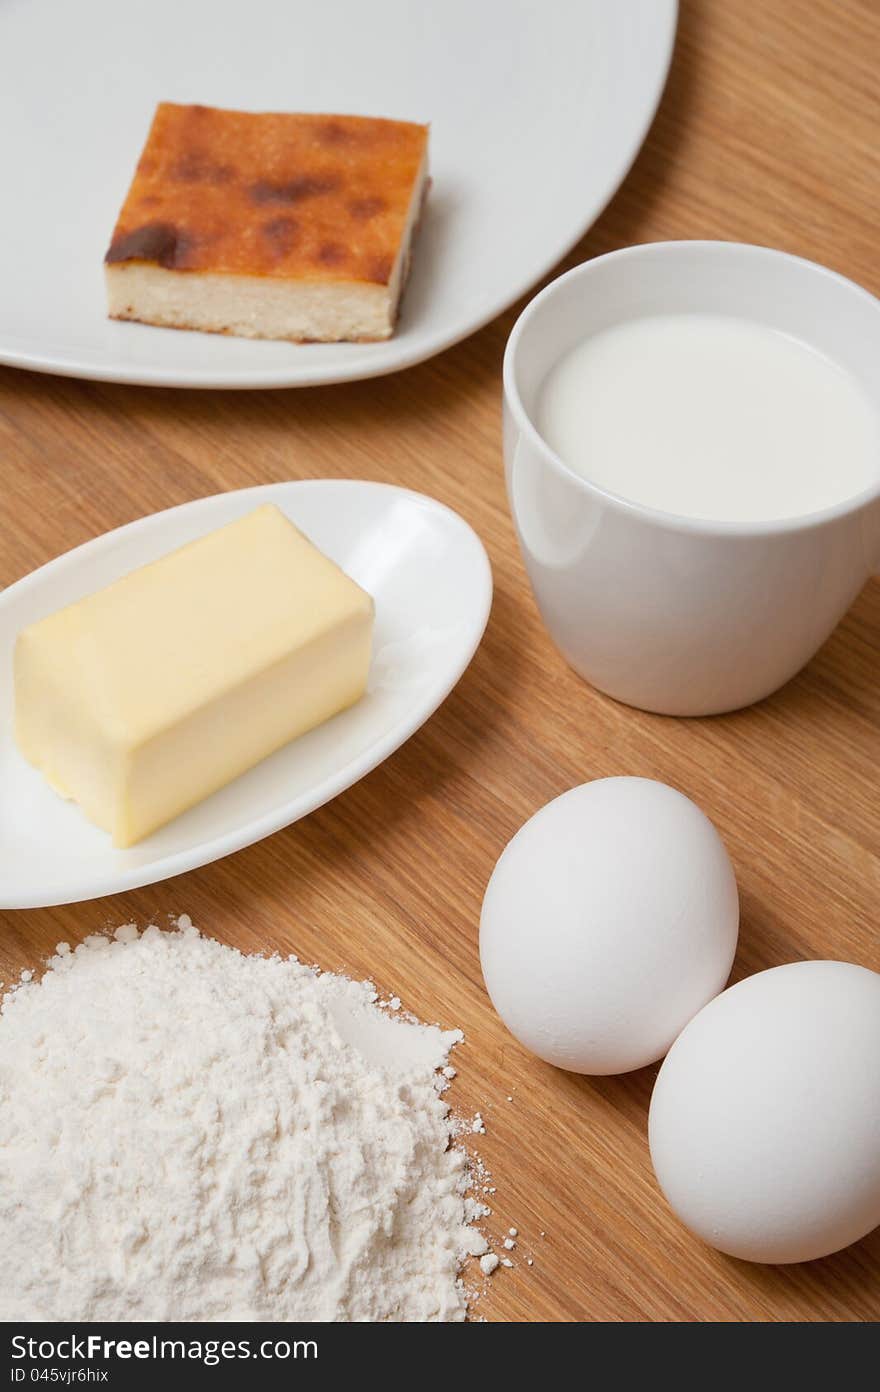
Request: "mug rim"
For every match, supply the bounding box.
[502,239,880,539]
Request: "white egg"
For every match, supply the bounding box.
[479,777,739,1074]
[649,960,880,1263]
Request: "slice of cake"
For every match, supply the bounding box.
[104,104,429,343]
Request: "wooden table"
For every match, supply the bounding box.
[1,0,878,1323]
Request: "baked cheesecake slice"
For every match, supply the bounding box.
[105,104,429,343]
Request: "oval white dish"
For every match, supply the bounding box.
[0,480,492,908]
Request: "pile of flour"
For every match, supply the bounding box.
[0,918,483,1321]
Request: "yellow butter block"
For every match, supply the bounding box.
[14,505,374,846]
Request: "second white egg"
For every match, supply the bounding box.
[649,960,880,1263]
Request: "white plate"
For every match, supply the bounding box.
[0,0,676,389]
[0,481,492,908]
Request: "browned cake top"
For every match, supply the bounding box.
[105,104,428,285]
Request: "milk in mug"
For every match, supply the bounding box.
[536,314,880,523]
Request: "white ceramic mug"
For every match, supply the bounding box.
[503,241,880,716]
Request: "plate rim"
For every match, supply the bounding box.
[0,478,493,908]
[0,0,677,389]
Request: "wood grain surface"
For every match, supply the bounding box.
[1,0,879,1323]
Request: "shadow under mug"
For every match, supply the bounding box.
[502,241,880,716]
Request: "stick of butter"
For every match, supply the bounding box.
[14,504,374,847]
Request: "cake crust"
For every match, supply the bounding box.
[106,104,428,286]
